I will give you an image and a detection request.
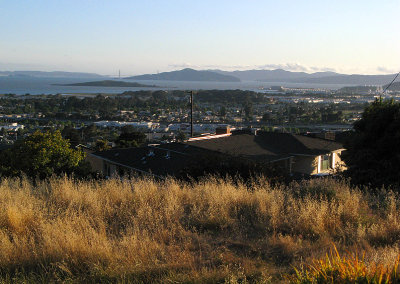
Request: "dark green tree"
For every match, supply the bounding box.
[244,100,253,120]
[117,128,146,148]
[219,106,227,117]
[61,126,82,146]
[94,139,111,151]
[261,112,271,122]
[0,130,88,179]
[0,128,7,137]
[343,98,400,189]
[175,131,187,142]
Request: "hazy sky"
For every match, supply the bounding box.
[0,0,399,75]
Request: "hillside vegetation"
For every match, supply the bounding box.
[1,176,400,282]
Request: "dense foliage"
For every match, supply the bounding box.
[115,125,146,148]
[343,98,400,189]
[0,130,88,179]
[0,90,263,118]
[0,90,351,125]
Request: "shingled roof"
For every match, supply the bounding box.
[185,132,343,159]
[91,132,344,177]
[91,146,192,177]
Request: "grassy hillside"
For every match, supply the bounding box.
[1,176,400,282]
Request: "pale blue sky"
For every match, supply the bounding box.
[0,0,399,75]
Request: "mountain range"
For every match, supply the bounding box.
[212,69,339,81]
[383,82,400,91]
[0,68,397,86]
[0,71,104,78]
[124,68,240,82]
[126,68,397,85]
[213,69,397,85]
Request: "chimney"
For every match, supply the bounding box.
[216,125,231,135]
[315,131,336,141]
[324,132,335,141]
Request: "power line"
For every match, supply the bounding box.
[383,71,400,94]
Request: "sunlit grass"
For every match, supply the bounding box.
[0,176,399,282]
[292,245,400,284]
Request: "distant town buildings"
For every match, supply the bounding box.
[0,122,24,131]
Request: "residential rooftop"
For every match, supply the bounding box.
[91,132,344,177]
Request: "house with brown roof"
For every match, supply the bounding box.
[87,131,345,178]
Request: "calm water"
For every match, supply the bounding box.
[0,76,352,95]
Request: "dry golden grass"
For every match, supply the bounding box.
[292,245,400,283]
[0,176,399,282]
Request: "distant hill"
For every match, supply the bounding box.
[213,69,341,82]
[213,69,397,85]
[125,68,240,82]
[54,80,159,87]
[3,69,396,86]
[383,81,400,91]
[127,67,396,85]
[302,74,397,85]
[337,85,382,93]
[0,71,104,78]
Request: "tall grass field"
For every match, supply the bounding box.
[1,176,400,283]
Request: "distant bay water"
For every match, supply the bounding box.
[0,76,354,95]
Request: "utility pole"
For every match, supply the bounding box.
[190,91,194,138]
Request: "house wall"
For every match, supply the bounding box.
[292,156,319,175]
[109,164,117,176]
[86,154,150,177]
[271,159,292,174]
[86,154,125,177]
[332,150,346,172]
[86,154,104,173]
[317,150,346,174]
[292,150,346,176]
